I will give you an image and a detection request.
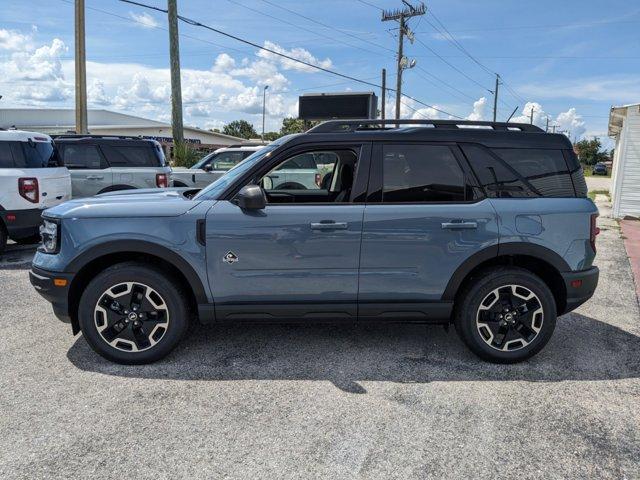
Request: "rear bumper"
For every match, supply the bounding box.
[561,266,599,314]
[29,266,74,326]
[0,208,43,239]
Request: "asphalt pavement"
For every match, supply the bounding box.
[0,197,638,479]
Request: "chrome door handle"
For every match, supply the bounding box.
[310,221,348,230]
[86,175,104,180]
[441,221,478,230]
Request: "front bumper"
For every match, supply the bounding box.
[0,208,43,240]
[29,266,74,327]
[561,266,599,314]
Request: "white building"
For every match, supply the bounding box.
[0,108,246,148]
[609,103,640,219]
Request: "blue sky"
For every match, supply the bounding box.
[1,0,639,144]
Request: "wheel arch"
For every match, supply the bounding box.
[443,243,569,315]
[66,240,208,333]
[97,184,137,194]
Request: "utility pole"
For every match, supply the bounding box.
[529,106,535,125]
[382,2,425,123]
[545,116,549,132]
[74,0,88,134]
[167,0,184,145]
[381,68,386,120]
[492,74,500,122]
[261,85,269,142]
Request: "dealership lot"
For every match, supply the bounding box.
[0,197,638,479]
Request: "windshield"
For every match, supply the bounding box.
[191,152,215,170]
[193,145,279,200]
[23,141,62,168]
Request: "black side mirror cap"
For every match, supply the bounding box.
[203,164,213,172]
[236,184,266,210]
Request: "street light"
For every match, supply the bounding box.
[261,85,269,142]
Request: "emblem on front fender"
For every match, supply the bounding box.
[223,251,239,264]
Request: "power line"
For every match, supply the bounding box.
[426,11,495,76]
[414,37,492,92]
[224,0,389,58]
[258,0,394,54]
[119,0,463,120]
[355,0,384,11]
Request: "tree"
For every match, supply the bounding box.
[574,138,608,166]
[222,120,258,139]
[279,117,320,136]
[263,131,281,142]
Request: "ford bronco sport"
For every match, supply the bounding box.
[54,135,170,198]
[30,120,599,365]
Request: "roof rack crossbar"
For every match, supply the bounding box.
[307,119,544,134]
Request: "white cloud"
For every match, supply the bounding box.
[87,79,110,106]
[0,28,33,51]
[213,53,236,72]
[257,41,332,73]
[510,102,586,139]
[128,11,161,29]
[466,97,487,121]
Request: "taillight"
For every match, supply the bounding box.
[156,173,168,188]
[590,213,600,252]
[315,173,321,187]
[19,178,39,203]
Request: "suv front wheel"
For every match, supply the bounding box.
[78,262,189,364]
[454,267,557,363]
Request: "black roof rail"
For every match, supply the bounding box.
[225,143,267,148]
[308,119,545,134]
[51,134,147,140]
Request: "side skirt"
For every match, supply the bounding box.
[197,301,453,324]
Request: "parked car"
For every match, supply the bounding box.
[171,144,263,189]
[31,119,599,365]
[0,130,71,253]
[591,162,608,175]
[54,135,171,198]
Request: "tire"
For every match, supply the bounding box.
[454,266,557,364]
[78,262,190,364]
[0,224,6,255]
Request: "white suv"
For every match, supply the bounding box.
[171,145,264,189]
[0,130,71,253]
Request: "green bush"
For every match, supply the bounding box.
[172,142,200,168]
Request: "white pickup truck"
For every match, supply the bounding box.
[171,145,264,189]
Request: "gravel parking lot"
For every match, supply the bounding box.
[1,197,638,479]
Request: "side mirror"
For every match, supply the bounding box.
[236,185,266,210]
[203,164,213,172]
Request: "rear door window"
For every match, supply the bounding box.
[212,151,246,171]
[101,144,161,167]
[382,144,466,202]
[61,144,105,169]
[492,148,575,197]
[0,143,14,168]
[19,141,61,168]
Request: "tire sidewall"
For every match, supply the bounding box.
[456,268,557,363]
[79,264,188,364]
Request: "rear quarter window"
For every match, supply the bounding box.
[492,148,576,197]
[101,144,162,167]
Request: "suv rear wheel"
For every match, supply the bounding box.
[454,267,557,363]
[78,262,189,364]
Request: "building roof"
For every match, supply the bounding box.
[609,103,640,137]
[0,108,246,144]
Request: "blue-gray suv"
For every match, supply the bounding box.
[30,120,599,365]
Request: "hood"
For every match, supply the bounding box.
[44,189,206,219]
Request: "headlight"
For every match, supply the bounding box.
[39,218,60,254]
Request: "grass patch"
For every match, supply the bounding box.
[588,189,610,201]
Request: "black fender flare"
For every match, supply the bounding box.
[442,242,570,301]
[66,239,209,304]
[97,185,137,194]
